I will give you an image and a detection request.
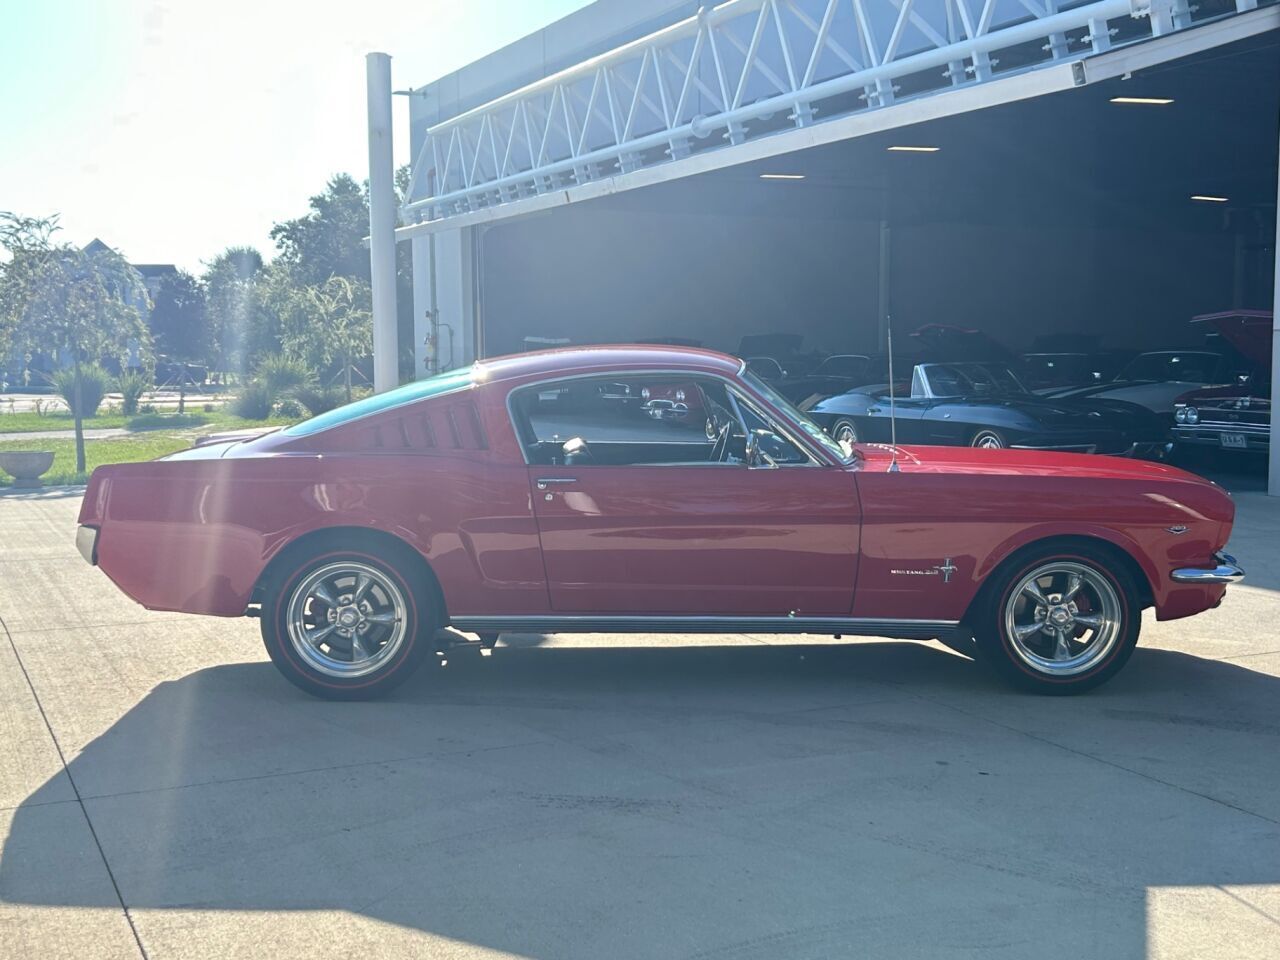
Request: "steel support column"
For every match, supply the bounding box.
[367,52,399,393]
[1269,112,1280,496]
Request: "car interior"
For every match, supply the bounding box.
[509,375,809,467]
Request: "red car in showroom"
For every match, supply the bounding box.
[77,346,1244,699]
[1173,310,1272,454]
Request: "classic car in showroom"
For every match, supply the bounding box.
[804,361,1169,455]
[1172,310,1272,454]
[76,346,1242,699]
[1044,348,1250,416]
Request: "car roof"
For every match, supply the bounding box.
[474,344,744,383]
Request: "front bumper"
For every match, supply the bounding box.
[76,525,98,566]
[1171,552,1244,584]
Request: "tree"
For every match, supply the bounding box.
[149,269,207,411]
[281,276,372,402]
[0,213,150,473]
[270,174,371,286]
[203,246,262,378]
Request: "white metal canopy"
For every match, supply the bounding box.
[397,0,1277,238]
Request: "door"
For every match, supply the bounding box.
[514,372,862,616]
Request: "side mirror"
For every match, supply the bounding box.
[745,429,780,469]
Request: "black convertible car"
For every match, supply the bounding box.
[804,361,1169,456]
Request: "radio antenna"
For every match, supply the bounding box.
[886,314,900,473]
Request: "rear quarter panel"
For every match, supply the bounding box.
[81,391,548,617]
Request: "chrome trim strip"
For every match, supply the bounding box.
[76,525,98,566]
[450,614,962,639]
[1171,552,1245,584]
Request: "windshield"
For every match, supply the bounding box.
[924,363,1028,398]
[282,366,475,437]
[1120,352,1225,383]
[741,368,852,463]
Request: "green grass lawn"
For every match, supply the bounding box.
[0,434,197,486]
[0,408,296,435]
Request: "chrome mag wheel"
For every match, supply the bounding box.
[973,430,1006,449]
[285,561,408,678]
[1003,561,1122,677]
[833,420,858,444]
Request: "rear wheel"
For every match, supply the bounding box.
[971,429,1007,449]
[973,543,1140,693]
[831,418,860,445]
[261,545,435,700]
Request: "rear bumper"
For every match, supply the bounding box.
[76,525,98,565]
[1171,552,1245,584]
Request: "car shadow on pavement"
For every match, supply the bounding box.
[3,642,1279,958]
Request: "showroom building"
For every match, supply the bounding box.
[364,0,1279,490]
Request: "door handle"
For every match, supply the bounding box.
[536,478,577,490]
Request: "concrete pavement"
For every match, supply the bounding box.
[0,485,1278,959]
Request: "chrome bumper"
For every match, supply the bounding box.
[76,525,98,566]
[1171,552,1244,584]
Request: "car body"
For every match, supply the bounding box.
[806,361,1169,456]
[1045,350,1246,416]
[77,346,1242,699]
[1172,311,1272,454]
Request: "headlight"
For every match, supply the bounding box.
[675,389,686,402]
[1184,407,1199,424]
[640,387,651,400]
[1175,407,1188,423]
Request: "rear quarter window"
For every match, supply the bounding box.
[282,367,475,438]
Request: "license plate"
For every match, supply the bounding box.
[1220,433,1247,449]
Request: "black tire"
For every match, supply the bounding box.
[260,537,437,700]
[972,541,1141,694]
[971,428,1007,449]
[830,418,860,445]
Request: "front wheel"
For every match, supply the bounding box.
[973,543,1141,694]
[261,546,435,700]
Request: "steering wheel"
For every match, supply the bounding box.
[708,421,733,463]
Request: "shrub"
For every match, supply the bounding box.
[293,385,345,417]
[117,371,152,415]
[50,364,110,418]
[230,381,274,420]
[203,403,215,413]
[275,398,304,419]
[254,354,313,400]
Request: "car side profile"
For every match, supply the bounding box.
[805,361,1168,455]
[77,346,1243,700]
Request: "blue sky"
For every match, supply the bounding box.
[0,1,592,272]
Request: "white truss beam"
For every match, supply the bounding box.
[402,0,1278,229]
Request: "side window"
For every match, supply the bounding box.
[511,375,727,466]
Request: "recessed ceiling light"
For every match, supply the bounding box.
[1109,96,1174,105]
[1190,195,1229,203]
[887,145,940,153]
[759,173,805,180]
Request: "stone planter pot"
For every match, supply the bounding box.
[0,451,56,488]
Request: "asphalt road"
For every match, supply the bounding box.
[0,485,1277,959]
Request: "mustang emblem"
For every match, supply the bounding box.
[1166,525,1189,535]
[890,559,957,583]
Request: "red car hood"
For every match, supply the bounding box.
[1191,310,1273,367]
[856,442,1205,484]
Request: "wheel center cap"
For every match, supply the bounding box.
[1049,606,1072,626]
[337,607,360,628]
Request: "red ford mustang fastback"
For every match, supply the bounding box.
[76,346,1244,699]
